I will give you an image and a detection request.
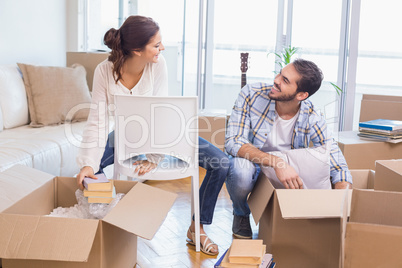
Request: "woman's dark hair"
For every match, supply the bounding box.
[104,15,160,83]
[293,58,324,98]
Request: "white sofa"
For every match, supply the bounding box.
[0,63,90,176]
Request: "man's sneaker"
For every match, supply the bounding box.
[232,214,252,239]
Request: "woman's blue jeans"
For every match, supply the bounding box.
[97,132,229,225]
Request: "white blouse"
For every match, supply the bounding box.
[76,54,168,173]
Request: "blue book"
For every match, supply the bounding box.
[214,248,228,268]
[359,119,402,131]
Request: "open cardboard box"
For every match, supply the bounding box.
[248,172,349,268]
[344,188,402,267]
[0,165,177,268]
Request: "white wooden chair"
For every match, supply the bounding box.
[113,95,201,252]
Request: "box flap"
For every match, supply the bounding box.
[350,169,374,189]
[0,165,54,212]
[276,189,347,219]
[344,222,402,268]
[0,214,98,262]
[350,189,402,227]
[103,182,177,240]
[248,173,275,224]
[375,160,402,192]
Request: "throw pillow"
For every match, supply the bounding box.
[0,65,29,129]
[260,142,332,189]
[17,63,92,127]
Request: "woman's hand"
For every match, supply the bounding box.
[133,160,158,176]
[76,166,97,190]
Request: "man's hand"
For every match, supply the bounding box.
[334,181,352,189]
[133,160,157,176]
[274,160,304,189]
[76,166,97,190]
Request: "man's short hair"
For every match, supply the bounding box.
[293,58,324,98]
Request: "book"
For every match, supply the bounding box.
[215,248,229,268]
[220,246,260,268]
[359,119,402,131]
[83,173,113,191]
[84,186,116,197]
[357,132,402,143]
[359,127,402,136]
[229,239,264,264]
[259,254,273,268]
[87,186,116,204]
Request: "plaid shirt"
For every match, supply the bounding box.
[225,83,352,185]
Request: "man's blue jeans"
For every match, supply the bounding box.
[225,156,261,217]
[98,132,229,225]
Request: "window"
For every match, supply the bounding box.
[351,0,402,129]
[81,0,402,129]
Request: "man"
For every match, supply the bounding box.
[225,58,352,239]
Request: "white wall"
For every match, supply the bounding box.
[0,0,66,66]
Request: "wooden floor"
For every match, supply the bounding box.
[136,168,259,268]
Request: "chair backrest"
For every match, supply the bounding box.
[114,95,199,168]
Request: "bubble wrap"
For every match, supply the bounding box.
[48,189,125,219]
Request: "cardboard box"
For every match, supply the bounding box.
[198,110,227,151]
[335,130,402,169]
[344,188,402,267]
[66,52,109,91]
[374,159,402,192]
[248,172,349,268]
[359,94,402,122]
[0,165,177,268]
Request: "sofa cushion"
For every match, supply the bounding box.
[17,63,92,127]
[0,65,29,129]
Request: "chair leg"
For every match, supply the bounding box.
[191,174,201,252]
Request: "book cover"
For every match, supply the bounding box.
[87,186,116,204]
[83,173,113,191]
[359,119,402,131]
[229,239,264,264]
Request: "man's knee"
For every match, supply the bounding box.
[228,157,257,187]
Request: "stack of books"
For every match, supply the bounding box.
[83,174,115,203]
[358,119,402,143]
[215,239,275,268]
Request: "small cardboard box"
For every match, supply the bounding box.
[248,172,349,268]
[336,131,402,169]
[0,165,177,268]
[344,188,402,267]
[198,110,227,151]
[374,159,402,192]
[66,52,109,91]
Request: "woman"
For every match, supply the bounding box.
[76,15,228,256]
